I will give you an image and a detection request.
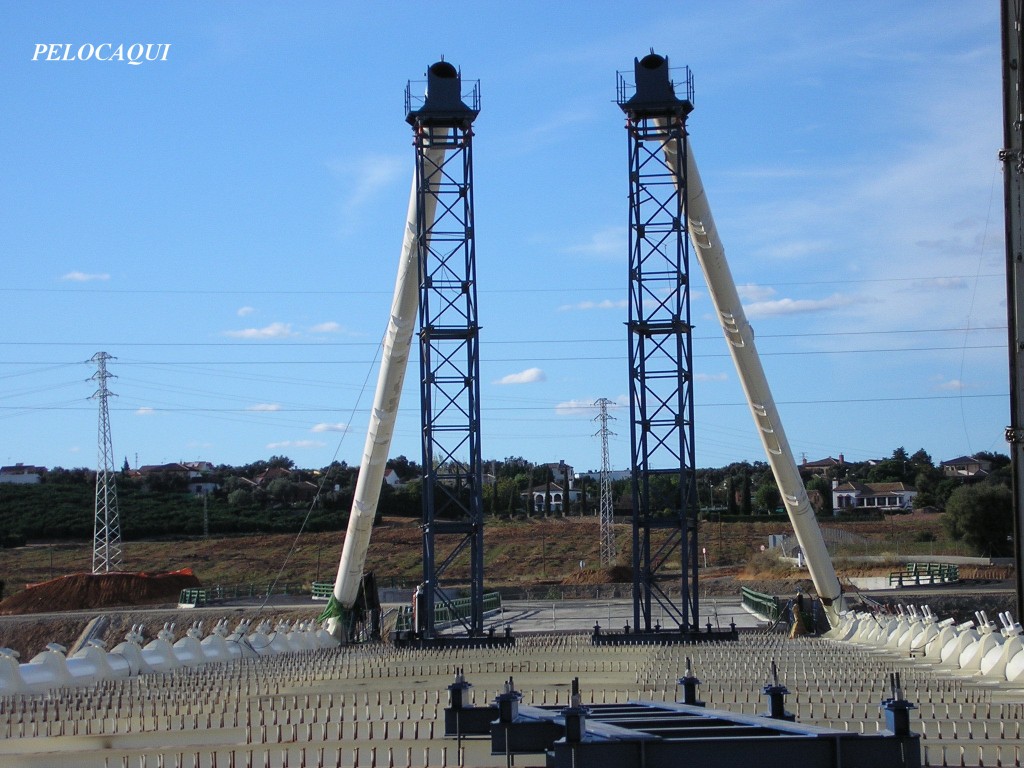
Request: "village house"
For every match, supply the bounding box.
[799,454,844,478]
[523,482,582,514]
[383,468,401,487]
[940,455,992,479]
[244,466,318,502]
[137,461,220,495]
[831,479,917,514]
[0,463,47,484]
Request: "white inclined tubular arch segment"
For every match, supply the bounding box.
[326,144,447,641]
[658,125,845,627]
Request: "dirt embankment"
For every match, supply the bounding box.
[0,569,205,660]
[0,570,201,615]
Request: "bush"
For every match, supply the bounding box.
[943,483,1013,557]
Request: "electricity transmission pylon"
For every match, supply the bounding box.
[90,351,123,573]
[595,398,617,566]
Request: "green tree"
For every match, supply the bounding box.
[387,455,421,482]
[754,481,780,515]
[943,484,1014,556]
[227,488,251,507]
[807,475,833,516]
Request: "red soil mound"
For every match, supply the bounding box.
[0,569,201,615]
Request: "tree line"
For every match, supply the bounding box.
[0,447,1014,556]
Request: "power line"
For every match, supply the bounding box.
[0,324,1007,350]
[0,272,1004,296]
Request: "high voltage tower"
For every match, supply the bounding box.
[90,351,122,573]
[594,398,617,566]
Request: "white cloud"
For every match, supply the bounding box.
[695,372,728,383]
[558,298,627,312]
[247,403,282,412]
[135,407,155,416]
[495,367,546,385]
[936,378,966,392]
[311,422,349,433]
[224,322,296,339]
[237,306,256,317]
[266,439,326,450]
[906,277,969,291]
[745,294,855,319]
[563,226,626,259]
[554,399,599,416]
[61,271,110,282]
[737,284,777,302]
[758,239,831,261]
[554,396,627,416]
[309,321,343,334]
[330,153,405,231]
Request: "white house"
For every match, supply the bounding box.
[576,469,632,483]
[831,480,917,514]
[0,463,46,484]
[524,483,582,513]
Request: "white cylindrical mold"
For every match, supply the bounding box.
[20,645,72,691]
[0,648,26,695]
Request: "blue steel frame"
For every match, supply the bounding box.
[408,68,485,638]
[618,58,700,632]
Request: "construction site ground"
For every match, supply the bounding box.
[1,619,1023,767]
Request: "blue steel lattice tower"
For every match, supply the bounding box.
[406,62,485,638]
[617,54,700,632]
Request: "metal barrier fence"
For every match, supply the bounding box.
[740,586,782,622]
[311,581,333,600]
[177,588,212,607]
[177,582,307,606]
[394,592,503,632]
[888,562,959,586]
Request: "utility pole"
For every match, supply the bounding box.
[595,398,618,566]
[90,351,123,573]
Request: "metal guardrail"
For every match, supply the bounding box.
[177,582,306,607]
[311,581,333,600]
[888,562,959,587]
[394,592,503,632]
[177,588,211,607]
[740,586,782,622]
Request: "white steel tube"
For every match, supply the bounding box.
[326,144,446,639]
[663,134,845,625]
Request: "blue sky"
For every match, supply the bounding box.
[0,2,1008,475]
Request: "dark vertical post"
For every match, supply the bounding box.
[1001,0,1024,621]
